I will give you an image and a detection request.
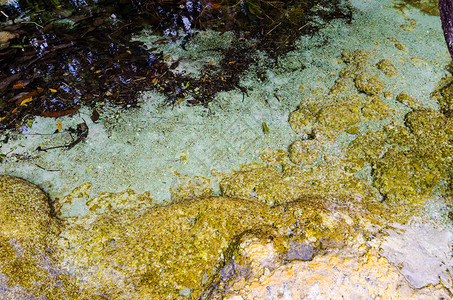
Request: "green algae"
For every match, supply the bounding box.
[287,49,453,214]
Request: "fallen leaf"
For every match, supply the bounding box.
[13,81,25,89]
[91,109,100,122]
[40,106,81,117]
[57,120,62,132]
[20,97,33,106]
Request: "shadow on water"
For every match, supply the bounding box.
[0,0,352,132]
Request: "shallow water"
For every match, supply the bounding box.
[0,0,452,298]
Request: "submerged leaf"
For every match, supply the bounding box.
[19,97,33,106]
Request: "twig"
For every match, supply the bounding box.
[266,22,281,35]
[34,163,60,172]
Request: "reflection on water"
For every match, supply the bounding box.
[0,0,351,131]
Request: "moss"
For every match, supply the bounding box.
[289,96,364,139]
[218,154,379,206]
[329,77,352,95]
[349,108,453,208]
[387,37,408,52]
[341,49,371,64]
[372,147,441,205]
[0,175,61,246]
[170,175,212,202]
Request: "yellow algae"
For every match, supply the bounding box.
[87,189,156,213]
[288,104,317,135]
[316,101,362,136]
[341,49,371,64]
[288,139,321,165]
[56,193,389,299]
[376,59,398,77]
[387,37,408,52]
[0,175,61,246]
[354,72,384,95]
[328,77,352,95]
[330,51,373,95]
[338,49,372,79]
[437,78,453,117]
[349,108,453,208]
[346,130,386,171]
[400,18,417,31]
[0,176,91,299]
[218,153,379,206]
[289,96,365,139]
[373,148,431,205]
[361,95,395,120]
[170,175,212,202]
[345,125,359,134]
[396,92,424,110]
[398,0,439,16]
[405,109,449,144]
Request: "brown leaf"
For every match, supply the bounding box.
[91,109,100,122]
[40,106,81,117]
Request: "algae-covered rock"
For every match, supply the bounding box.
[0,176,88,300]
[288,105,317,135]
[0,175,60,246]
[288,140,321,165]
[57,191,388,299]
[316,102,362,136]
[346,130,386,171]
[354,72,384,95]
[396,92,424,110]
[361,95,395,120]
[57,196,274,299]
[438,80,453,117]
[376,59,398,77]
